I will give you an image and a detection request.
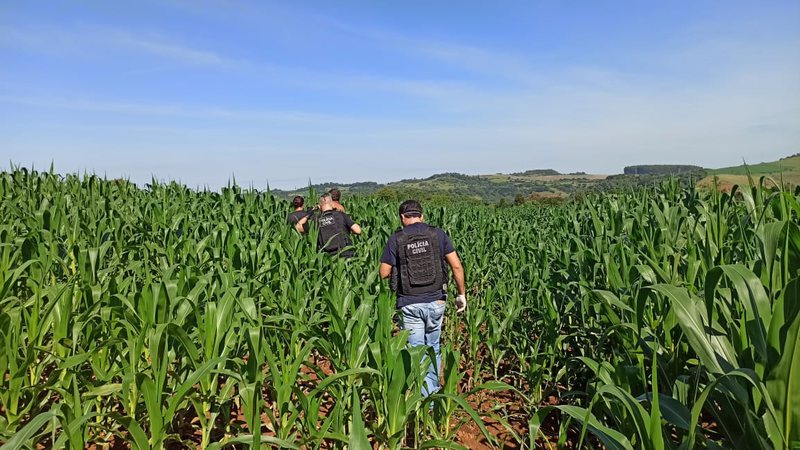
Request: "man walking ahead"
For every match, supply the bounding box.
[296,193,361,258]
[329,188,346,212]
[287,195,308,226]
[379,200,467,397]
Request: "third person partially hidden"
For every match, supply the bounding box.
[329,188,346,212]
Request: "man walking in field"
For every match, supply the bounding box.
[296,193,361,258]
[329,188,346,212]
[287,195,309,227]
[379,200,467,397]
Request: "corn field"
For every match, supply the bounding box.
[0,168,798,450]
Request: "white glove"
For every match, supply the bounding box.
[455,294,467,313]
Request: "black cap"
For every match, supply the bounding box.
[399,199,423,216]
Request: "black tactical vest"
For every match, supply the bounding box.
[316,210,350,253]
[395,225,447,295]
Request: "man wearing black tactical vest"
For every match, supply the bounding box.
[295,193,362,258]
[379,200,467,397]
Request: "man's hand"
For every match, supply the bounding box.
[455,294,467,313]
[379,263,393,279]
[294,216,308,234]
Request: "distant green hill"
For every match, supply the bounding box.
[699,154,800,190]
[272,155,798,204]
[710,154,800,176]
[624,164,704,175]
[272,167,701,204]
[272,170,583,204]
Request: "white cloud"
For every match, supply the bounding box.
[309,14,545,86]
[0,94,368,125]
[0,23,246,68]
[113,33,233,67]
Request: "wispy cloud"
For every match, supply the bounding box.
[112,33,235,67]
[309,14,544,85]
[0,22,492,103]
[1,24,244,68]
[0,94,358,124]
[144,1,548,85]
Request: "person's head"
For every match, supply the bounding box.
[399,199,424,226]
[292,196,304,210]
[318,193,334,211]
[329,188,341,202]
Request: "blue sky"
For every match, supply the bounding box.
[1,1,799,189]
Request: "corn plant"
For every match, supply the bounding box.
[1,167,798,450]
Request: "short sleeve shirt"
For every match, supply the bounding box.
[304,210,357,257]
[287,210,308,226]
[381,222,456,308]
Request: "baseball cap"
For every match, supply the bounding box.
[399,200,423,216]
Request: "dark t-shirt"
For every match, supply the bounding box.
[287,209,308,226]
[304,210,356,257]
[381,222,456,308]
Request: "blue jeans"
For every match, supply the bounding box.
[399,300,446,397]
